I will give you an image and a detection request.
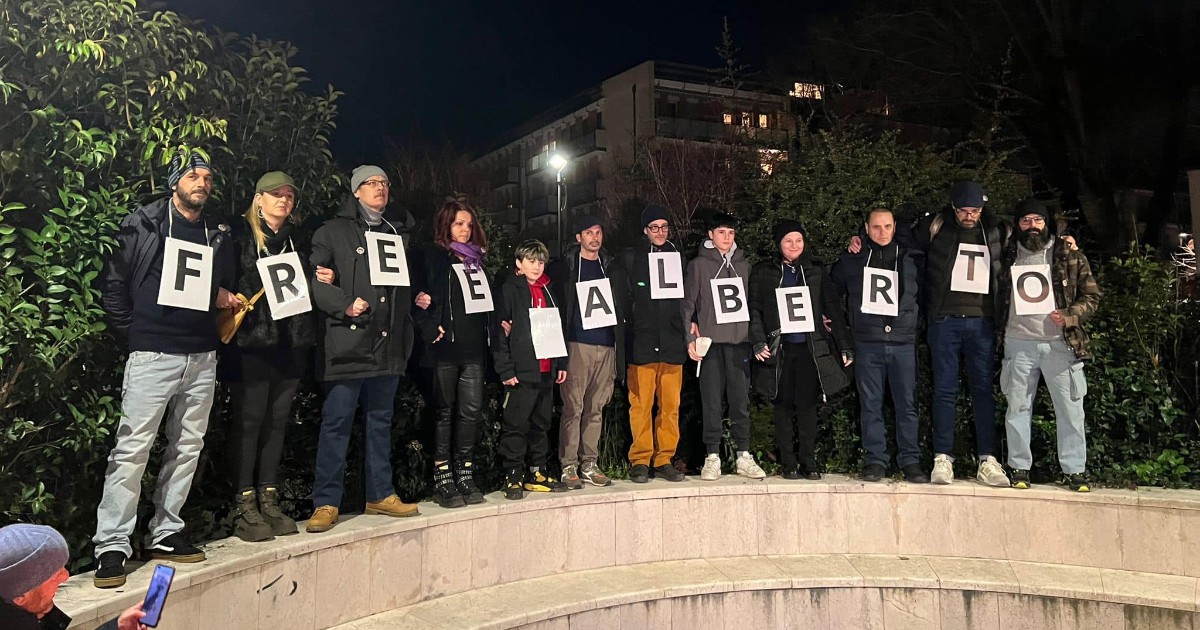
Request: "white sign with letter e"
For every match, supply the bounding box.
[861,268,900,316]
[950,243,990,294]
[648,252,685,299]
[256,252,311,320]
[453,264,494,314]
[530,307,568,359]
[365,232,410,286]
[157,237,213,311]
[775,286,816,334]
[575,278,618,330]
[710,277,749,324]
[1011,264,1056,315]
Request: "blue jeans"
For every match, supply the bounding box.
[1001,338,1088,474]
[312,375,401,508]
[94,351,217,558]
[855,342,920,468]
[928,316,997,458]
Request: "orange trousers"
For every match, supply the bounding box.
[626,362,683,467]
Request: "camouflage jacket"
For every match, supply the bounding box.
[996,239,1102,360]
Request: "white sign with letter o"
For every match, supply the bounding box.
[365,232,410,286]
[157,237,213,311]
[950,243,990,294]
[648,252,685,299]
[453,264,494,314]
[775,286,816,334]
[256,251,311,320]
[1011,263,1056,315]
[575,278,618,330]
[710,277,749,324]
[861,268,899,316]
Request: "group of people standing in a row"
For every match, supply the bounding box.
[86,155,1101,591]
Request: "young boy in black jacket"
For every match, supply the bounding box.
[493,240,569,499]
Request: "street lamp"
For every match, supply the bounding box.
[549,152,569,257]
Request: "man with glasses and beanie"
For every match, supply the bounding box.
[306,165,420,532]
[917,181,1012,486]
[996,198,1101,492]
[619,205,687,483]
[93,152,238,588]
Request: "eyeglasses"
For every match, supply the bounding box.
[1018,216,1046,226]
[647,224,670,233]
[955,208,982,217]
[361,179,390,189]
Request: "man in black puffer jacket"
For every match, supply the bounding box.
[832,207,928,484]
[618,205,688,483]
[305,165,420,532]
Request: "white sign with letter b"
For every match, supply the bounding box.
[710,277,749,324]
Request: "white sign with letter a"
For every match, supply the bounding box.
[648,252,685,299]
[1011,264,1056,315]
[157,237,213,311]
[453,264,494,314]
[365,232,410,286]
[529,307,568,359]
[950,243,990,294]
[775,286,816,334]
[256,252,311,320]
[861,268,900,316]
[575,278,618,330]
[710,277,749,324]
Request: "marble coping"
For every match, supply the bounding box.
[338,554,1200,630]
[55,475,1200,629]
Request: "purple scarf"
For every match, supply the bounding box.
[449,241,484,270]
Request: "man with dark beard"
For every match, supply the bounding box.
[996,199,1101,492]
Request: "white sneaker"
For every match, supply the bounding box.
[976,455,1010,487]
[930,453,954,485]
[735,453,766,479]
[700,454,722,481]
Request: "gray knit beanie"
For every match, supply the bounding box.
[350,165,388,191]
[0,524,69,602]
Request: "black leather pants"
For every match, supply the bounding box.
[433,361,484,462]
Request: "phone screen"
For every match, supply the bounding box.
[141,564,175,628]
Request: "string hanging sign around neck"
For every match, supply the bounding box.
[157,207,214,311]
[255,238,311,320]
[861,248,900,317]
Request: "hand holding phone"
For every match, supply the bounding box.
[141,564,175,628]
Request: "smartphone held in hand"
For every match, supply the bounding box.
[141,564,176,628]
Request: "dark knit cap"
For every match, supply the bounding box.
[0,524,69,602]
[708,213,738,231]
[167,152,212,189]
[1014,197,1049,221]
[641,204,668,227]
[949,181,987,209]
[575,214,602,234]
[771,219,806,246]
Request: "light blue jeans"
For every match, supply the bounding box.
[93,351,217,558]
[1001,338,1088,474]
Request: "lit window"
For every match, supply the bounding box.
[758,114,768,128]
[723,113,733,125]
[741,112,751,127]
[789,82,824,100]
[758,148,787,175]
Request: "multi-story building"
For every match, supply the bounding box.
[472,60,798,254]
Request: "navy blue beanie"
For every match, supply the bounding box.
[641,204,668,227]
[949,181,987,209]
[168,152,212,189]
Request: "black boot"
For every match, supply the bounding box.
[434,462,466,508]
[232,488,275,542]
[258,485,299,536]
[504,467,524,500]
[455,460,486,504]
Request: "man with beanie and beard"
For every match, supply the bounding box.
[681,213,766,481]
[305,165,420,533]
[619,205,687,483]
[93,152,238,588]
[2,524,147,629]
[996,199,1101,492]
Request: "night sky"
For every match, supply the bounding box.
[160,0,838,164]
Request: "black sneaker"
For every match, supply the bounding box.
[781,465,802,480]
[148,533,206,563]
[861,463,886,483]
[1011,469,1031,489]
[1062,472,1090,493]
[524,470,568,492]
[93,551,127,588]
[901,464,930,484]
[630,464,650,483]
[653,463,686,482]
[504,468,524,500]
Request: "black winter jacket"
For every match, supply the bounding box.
[412,244,491,364]
[0,601,70,629]
[916,208,1012,320]
[309,196,415,381]
[620,239,689,366]
[547,244,628,377]
[748,256,854,400]
[491,273,566,383]
[831,236,923,345]
[228,219,318,351]
[100,196,236,335]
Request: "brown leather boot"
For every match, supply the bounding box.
[364,494,420,517]
[306,505,339,533]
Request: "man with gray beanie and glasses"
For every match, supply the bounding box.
[1,524,147,629]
